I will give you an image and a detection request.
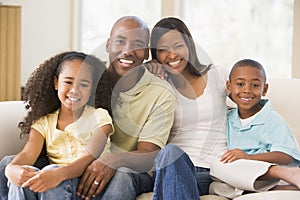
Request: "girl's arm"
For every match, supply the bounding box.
[5,128,45,186]
[21,124,112,192]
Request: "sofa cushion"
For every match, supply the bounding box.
[0,101,27,159]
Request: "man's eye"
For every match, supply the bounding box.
[115,39,125,45]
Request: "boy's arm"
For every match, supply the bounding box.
[221,148,293,165]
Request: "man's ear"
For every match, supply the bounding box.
[105,38,110,53]
[144,47,149,60]
[262,82,269,96]
[226,80,231,95]
[54,77,58,90]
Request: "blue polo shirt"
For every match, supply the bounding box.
[227,99,300,164]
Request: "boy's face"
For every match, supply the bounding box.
[226,66,268,118]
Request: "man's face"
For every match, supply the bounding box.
[106,20,149,76]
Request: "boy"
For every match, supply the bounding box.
[210,59,300,198]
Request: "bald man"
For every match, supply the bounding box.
[76,16,176,200]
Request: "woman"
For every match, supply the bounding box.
[148,17,228,199]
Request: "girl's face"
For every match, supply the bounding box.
[156,30,189,74]
[226,66,268,119]
[54,59,93,113]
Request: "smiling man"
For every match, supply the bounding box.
[75,16,177,200]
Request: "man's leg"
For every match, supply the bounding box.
[95,167,153,200]
[153,144,199,200]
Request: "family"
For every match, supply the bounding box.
[1,15,300,200]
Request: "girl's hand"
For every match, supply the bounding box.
[145,59,168,79]
[220,148,250,163]
[5,164,38,187]
[22,168,63,192]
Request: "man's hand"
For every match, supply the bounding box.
[220,148,250,163]
[77,158,116,199]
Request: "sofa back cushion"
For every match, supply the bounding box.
[265,78,300,144]
[0,101,27,159]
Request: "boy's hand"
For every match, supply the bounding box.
[220,148,250,163]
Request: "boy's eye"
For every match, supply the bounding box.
[236,82,244,87]
[252,84,260,88]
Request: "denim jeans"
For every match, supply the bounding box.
[0,155,50,200]
[8,165,80,200]
[0,155,15,200]
[153,144,213,200]
[83,167,153,200]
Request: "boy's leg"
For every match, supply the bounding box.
[262,165,300,190]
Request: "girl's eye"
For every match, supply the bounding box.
[64,81,72,85]
[80,83,89,88]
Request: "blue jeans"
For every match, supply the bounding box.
[74,167,152,200]
[8,165,80,200]
[0,155,50,200]
[0,155,15,200]
[153,144,213,200]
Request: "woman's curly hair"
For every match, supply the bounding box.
[19,51,107,137]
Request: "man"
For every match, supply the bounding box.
[76,16,176,199]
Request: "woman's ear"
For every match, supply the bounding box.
[262,82,269,96]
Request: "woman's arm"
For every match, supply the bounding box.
[5,128,45,186]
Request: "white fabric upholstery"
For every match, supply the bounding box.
[0,101,27,159]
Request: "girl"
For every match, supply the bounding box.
[5,51,114,199]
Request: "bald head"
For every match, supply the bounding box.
[110,16,149,37]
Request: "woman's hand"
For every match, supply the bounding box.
[220,148,250,163]
[22,168,63,192]
[144,59,168,80]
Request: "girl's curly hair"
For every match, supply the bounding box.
[19,51,106,137]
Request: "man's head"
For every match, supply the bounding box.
[106,16,150,76]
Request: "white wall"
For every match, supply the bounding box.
[1,0,73,86]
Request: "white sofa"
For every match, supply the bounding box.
[1,78,300,200]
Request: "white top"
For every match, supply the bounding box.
[168,65,228,168]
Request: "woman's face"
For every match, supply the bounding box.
[156,30,189,74]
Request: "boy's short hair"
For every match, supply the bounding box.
[229,59,266,82]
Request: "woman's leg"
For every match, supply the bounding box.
[153,144,199,200]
